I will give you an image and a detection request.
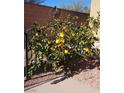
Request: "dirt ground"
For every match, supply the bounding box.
[25,67,99,92]
[73,67,100,89]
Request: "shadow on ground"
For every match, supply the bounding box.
[50,59,100,85]
[24,58,100,90]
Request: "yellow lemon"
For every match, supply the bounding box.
[61,39,65,43]
[64,49,69,54]
[48,41,51,44]
[71,32,75,36]
[57,40,64,47]
[83,48,89,52]
[55,38,61,44]
[59,32,64,38]
[56,38,65,47]
[57,43,62,47]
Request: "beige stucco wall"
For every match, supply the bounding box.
[90,0,100,40]
[90,0,100,18]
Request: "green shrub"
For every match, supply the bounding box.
[28,15,100,77]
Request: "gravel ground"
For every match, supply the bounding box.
[25,76,99,93]
[73,67,100,89]
[24,71,64,90]
[25,67,100,91]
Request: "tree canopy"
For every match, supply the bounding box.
[60,0,90,13]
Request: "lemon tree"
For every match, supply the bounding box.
[28,15,100,77]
